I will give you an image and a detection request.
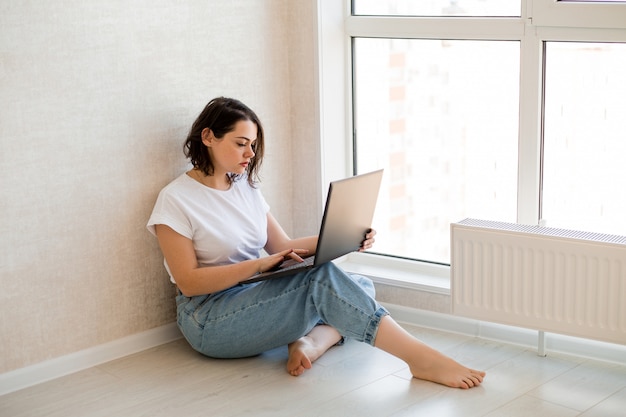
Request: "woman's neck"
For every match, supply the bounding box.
[188,169,230,190]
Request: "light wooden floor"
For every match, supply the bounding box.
[2,322,625,417]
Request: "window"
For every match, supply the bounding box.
[542,42,626,235]
[353,38,519,264]
[319,0,626,268]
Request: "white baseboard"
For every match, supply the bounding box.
[384,303,626,366]
[0,322,182,396]
[3,308,625,397]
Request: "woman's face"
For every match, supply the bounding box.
[202,120,257,176]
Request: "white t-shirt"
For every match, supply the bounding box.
[147,173,270,283]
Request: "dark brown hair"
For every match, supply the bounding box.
[183,97,264,186]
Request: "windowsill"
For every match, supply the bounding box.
[333,252,451,295]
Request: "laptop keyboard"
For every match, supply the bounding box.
[279,256,315,271]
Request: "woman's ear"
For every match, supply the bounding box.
[201,128,214,147]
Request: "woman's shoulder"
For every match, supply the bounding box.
[159,172,195,195]
[151,173,200,209]
[158,172,263,202]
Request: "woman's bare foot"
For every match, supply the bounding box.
[374,315,486,389]
[286,325,342,376]
[287,337,315,376]
[407,349,486,389]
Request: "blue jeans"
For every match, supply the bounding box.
[175,262,389,358]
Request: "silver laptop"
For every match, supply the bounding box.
[240,169,384,284]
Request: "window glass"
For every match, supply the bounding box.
[353,0,521,17]
[542,42,626,235]
[354,38,520,264]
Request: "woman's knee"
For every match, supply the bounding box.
[311,263,376,298]
[349,274,376,298]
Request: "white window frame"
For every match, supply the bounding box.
[316,0,626,292]
[533,0,626,28]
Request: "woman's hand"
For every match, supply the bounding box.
[257,248,310,274]
[359,228,376,252]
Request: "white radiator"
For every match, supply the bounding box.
[451,218,626,346]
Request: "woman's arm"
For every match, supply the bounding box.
[264,212,317,256]
[154,224,298,296]
[155,213,375,296]
[265,213,377,255]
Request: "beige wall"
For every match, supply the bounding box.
[0,1,320,374]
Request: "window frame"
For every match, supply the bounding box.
[533,0,626,28]
[316,0,626,289]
